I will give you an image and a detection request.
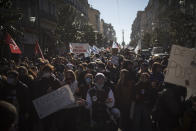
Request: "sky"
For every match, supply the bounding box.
[88,0,149,45]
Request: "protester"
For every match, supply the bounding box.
[0,70,30,131]
[0,44,193,131]
[178,95,196,131]
[77,73,94,99]
[133,72,155,131]
[64,70,79,94]
[150,62,164,85]
[86,73,115,131]
[137,62,150,77]
[0,101,17,131]
[151,83,187,131]
[115,69,135,131]
[32,64,61,131]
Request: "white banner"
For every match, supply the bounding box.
[69,43,90,54]
[33,85,76,119]
[134,39,141,54]
[165,45,196,89]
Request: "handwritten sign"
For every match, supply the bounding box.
[33,85,76,119]
[165,45,196,89]
[69,43,89,54]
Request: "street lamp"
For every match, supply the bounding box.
[179,0,186,14]
[29,17,37,45]
[93,30,98,46]
[179,0,185,7]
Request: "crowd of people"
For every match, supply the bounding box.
[0,48,196,131]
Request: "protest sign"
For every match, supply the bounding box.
[165,45,196,89]
[112,42,120,49]
[69,43,90,54]
[33,85,76,119]
[111,56,119,66]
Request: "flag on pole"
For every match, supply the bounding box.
[112,42,119,49]
[92,45,100,54]
[134,39,142,54]
[112,42,121,50]
[35,41,44,59]
[5,33,22,54]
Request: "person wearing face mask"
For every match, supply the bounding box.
[55,70,82,131]
[55,64,65,82]
[74,73,94,130]
[75,64,86,89]
[105,60,119,88]
[32,64,61,131]
[76,73,93,99]
[64,70,79,94]
[33,64,61,97]
[86,73,115,131]
[0,70,30,131]
[132,73,155,131]
[115,69,136,131]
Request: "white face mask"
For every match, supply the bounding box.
[42,72,51,78]
[95,83,104,90]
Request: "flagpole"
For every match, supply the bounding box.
[37,0,41,50]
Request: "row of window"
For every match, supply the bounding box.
[40,0,56,16]
[65,0,88,16]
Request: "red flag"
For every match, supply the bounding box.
[5,33,22,54]
[34,41,44,59]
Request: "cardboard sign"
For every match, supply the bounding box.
[33,85,76,119]
[165,45,196,89]
[69,43,90,54]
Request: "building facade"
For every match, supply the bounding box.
[100,19,116,42]
[130,0,196,48]
[13,0,90,57]
[13,0,57,57]
[88,6,100,32]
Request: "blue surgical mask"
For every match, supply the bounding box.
[85,78,91,84]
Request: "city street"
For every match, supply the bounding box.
[0,0,196,131]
